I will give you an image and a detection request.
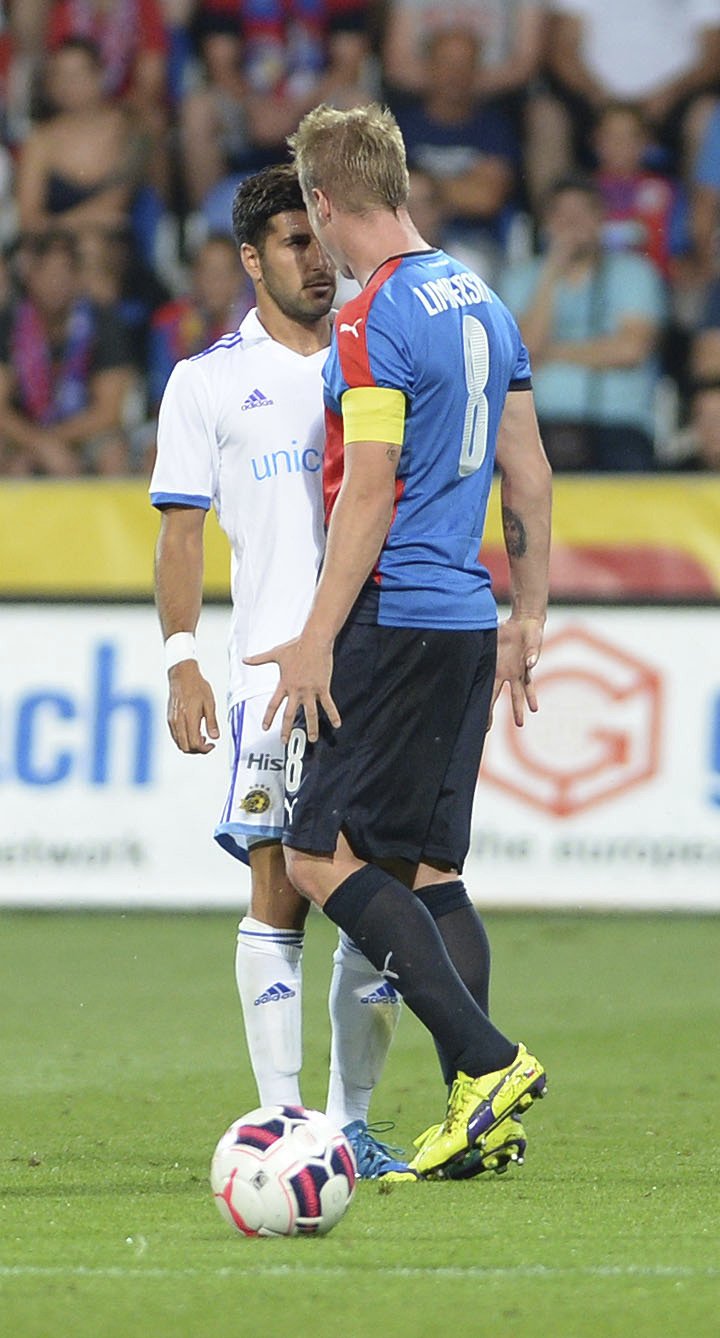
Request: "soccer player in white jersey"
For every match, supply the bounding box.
[150,165,416,1180]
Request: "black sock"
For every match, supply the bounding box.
[323,866,516,1079]
[415,880,492,1087]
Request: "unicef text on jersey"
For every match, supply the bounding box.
[249,443,321,483]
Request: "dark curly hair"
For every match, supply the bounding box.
[231,164,306,253]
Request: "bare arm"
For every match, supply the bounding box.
[642,26,720,123]
[515,251,570,361]
[692,184,719,278]
[479,5,546,99]
[52,368,135,447]
[438,158,514,221]
[180,89,227,208]
[154,505,219,754]
[127,50,167,114]
[247,439,399,742]
[691,325,720,379]
[15,129,49,233]
[492,389,552,725]
[546,315,659,369]
[381,6,427,93]
[0,362,81,474]
[244,89,316,148]
[306,441,398,637]
[0,360,46,448]
[546,13,608,108]
[10,0,49,52]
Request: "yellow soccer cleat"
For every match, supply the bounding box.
[410,1110,528,1180]
[410,1043,546,1178]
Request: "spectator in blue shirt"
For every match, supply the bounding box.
[500,175,666,471]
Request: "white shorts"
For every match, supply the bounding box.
[213,695,285,865]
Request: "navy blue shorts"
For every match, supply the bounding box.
[282,622,497,871]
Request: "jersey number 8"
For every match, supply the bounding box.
[286,727,307,795]
[458,315,490,477]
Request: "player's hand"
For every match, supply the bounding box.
[244,633,341,745]
[31,431,82,477]
[489,614,545,729]
[167,660,220,753]
[544,231,583,277]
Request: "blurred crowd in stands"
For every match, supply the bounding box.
[2,0,720,476]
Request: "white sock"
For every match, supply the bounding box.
[235,916,304,1107]
[325,930,402,1129]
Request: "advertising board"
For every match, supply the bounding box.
[1,605,718,909]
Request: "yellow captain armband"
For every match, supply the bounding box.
[342,386,406,446]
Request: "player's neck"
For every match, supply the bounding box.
[255,304,331,356]
[343,209,432,288]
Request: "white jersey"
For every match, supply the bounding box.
[150,308,327,707]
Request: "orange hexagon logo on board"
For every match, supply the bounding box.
[480,625,662,817]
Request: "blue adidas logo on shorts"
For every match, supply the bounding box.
[254,981,296,1005]
[360,982,399,1004]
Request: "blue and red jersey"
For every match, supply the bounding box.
[323,248,532,631]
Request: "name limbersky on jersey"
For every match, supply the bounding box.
[412,268,494,317]
[322,248,532,632]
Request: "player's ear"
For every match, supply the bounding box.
[240,242,261,283]
[313,188,332,225]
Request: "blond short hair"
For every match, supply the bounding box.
[289,103,409,214]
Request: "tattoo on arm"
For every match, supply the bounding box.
[386,446,401,465]
[502,506,527,558]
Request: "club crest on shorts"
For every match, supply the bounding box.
[240,786,272,814]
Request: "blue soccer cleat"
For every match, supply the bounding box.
[342,1120,420,1181]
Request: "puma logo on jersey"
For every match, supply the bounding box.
[241,387,274,410]
[339,317,363,339]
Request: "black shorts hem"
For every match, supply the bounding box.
[281,828,424,866]
[348,836,467,870]
[282,829,466,874]
[281,832,338,857]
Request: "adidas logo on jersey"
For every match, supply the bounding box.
[360,982,400,1004]
[241,387,274,411]
[254,981,296,1005]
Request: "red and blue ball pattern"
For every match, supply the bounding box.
[211,1104,357,1238]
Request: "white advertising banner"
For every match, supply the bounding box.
[0,605,248,909]
[476,607,720,910]
[1,604,718,909]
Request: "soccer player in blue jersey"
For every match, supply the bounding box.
[247,104,552,1179]
[153,164,417,1181]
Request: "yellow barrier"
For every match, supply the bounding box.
[2,476,720,597]
[0,480,231,597]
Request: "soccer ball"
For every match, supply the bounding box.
[210,1104,357,1237]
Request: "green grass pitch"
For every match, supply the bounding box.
[1,910,718,1338]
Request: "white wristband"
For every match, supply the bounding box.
[164,631,198,671]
